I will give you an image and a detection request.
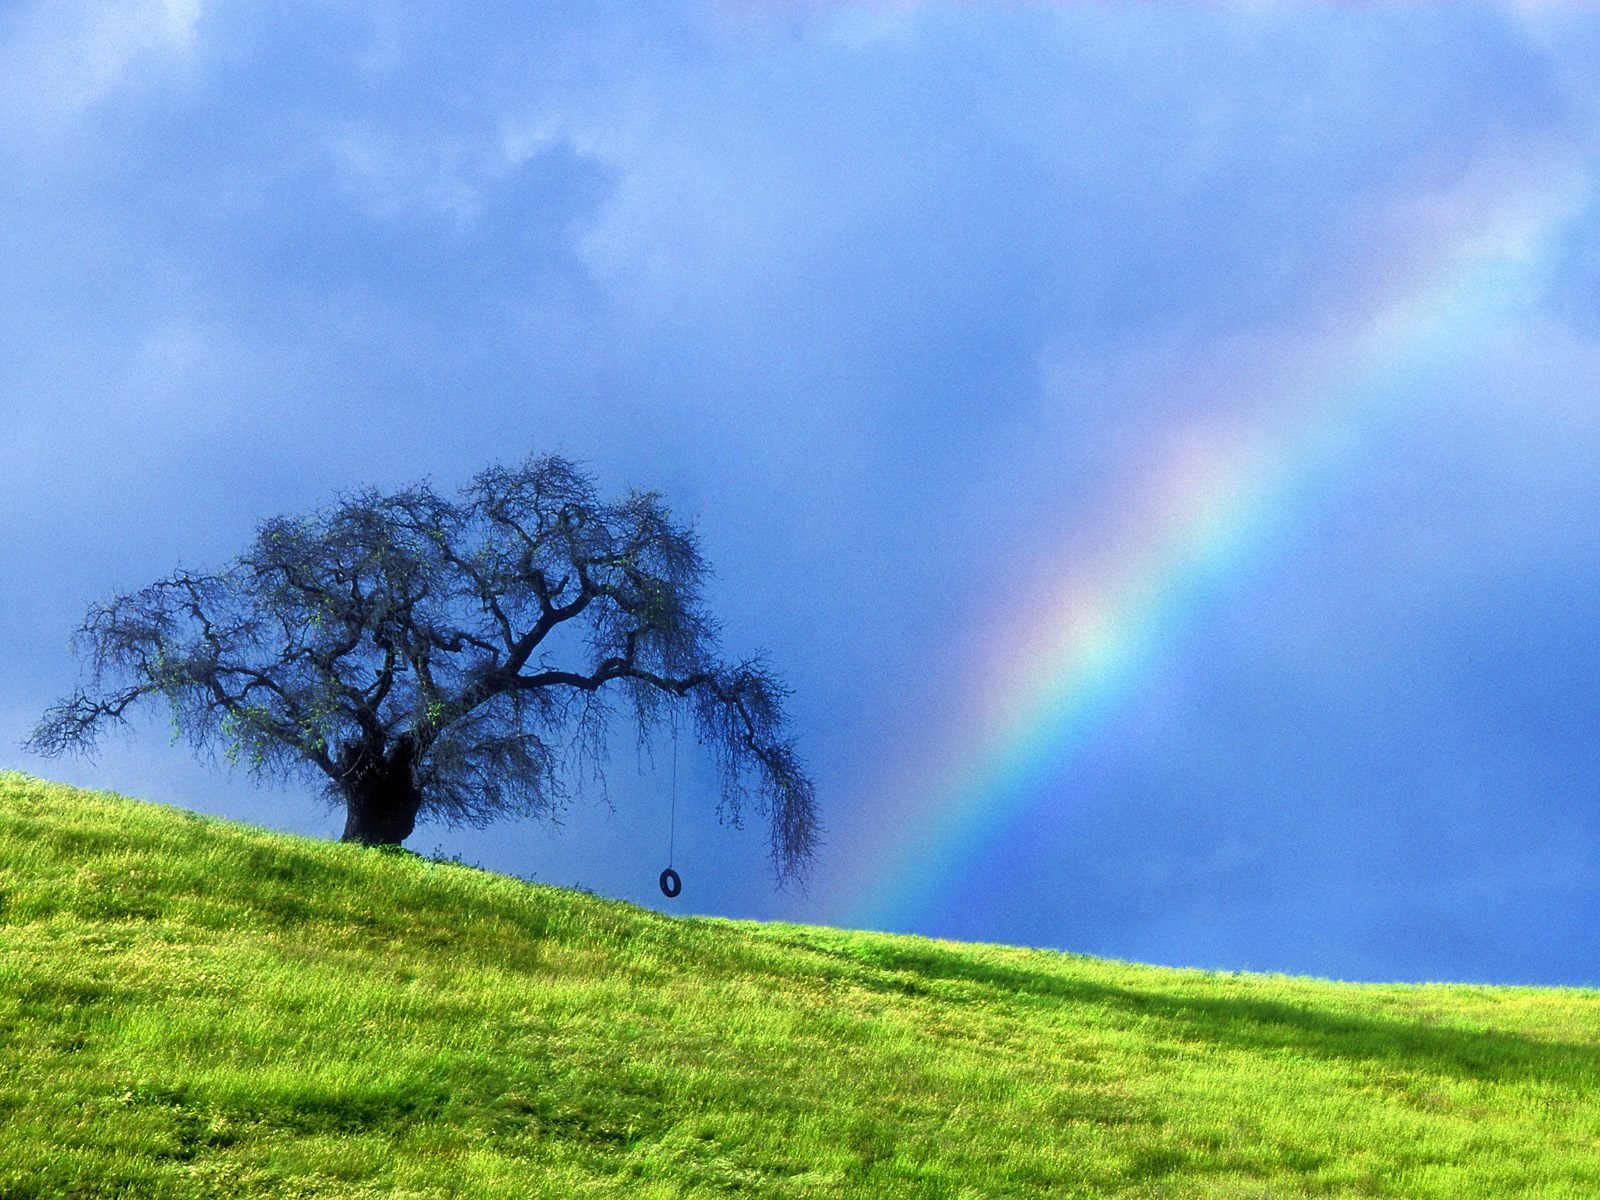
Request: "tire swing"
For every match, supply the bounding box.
[658,722,682,900]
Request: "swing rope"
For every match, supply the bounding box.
[668,721,678,869]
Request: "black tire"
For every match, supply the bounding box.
[659,867,682,899]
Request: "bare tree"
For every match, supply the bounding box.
[28,455,818,884]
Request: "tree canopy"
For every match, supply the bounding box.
[29,455,818,884]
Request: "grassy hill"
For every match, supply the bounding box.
[1,773,1597,1199]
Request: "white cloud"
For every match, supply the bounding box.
[328,128,487,225]
[1508,2,1600,115]
[0,0,201,129]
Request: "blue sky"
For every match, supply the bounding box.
[4,1,1599,985]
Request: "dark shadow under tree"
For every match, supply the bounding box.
[28,455,818,885]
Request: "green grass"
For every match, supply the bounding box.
[1,772,1597,1198]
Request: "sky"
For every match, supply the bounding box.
[3,0,1599,986]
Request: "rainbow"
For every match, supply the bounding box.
[842,174,1587,933]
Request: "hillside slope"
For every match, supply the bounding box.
[1,772,1597,1199]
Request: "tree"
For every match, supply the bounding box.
[28,455,818,884]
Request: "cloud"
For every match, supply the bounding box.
[1508,2,1600,120]
[0,0,200,131]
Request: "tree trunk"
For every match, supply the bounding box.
[338,740,422,846]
